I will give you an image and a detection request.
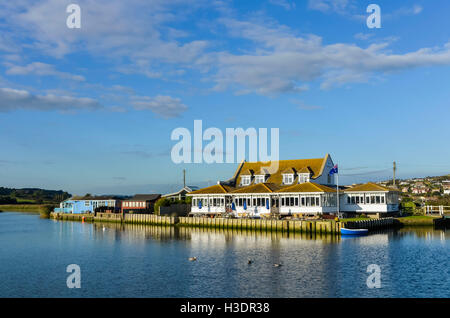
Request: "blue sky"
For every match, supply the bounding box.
[0,0,450,195]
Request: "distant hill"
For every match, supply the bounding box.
[0,187,71,204]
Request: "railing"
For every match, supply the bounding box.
[425,205,450,216]
[53,207,73,213]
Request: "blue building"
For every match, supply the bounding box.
[54,196,122,214]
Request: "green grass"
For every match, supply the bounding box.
[395,215,439,225]
[0,204,44,213]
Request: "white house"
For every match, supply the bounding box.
[188,154,399,218]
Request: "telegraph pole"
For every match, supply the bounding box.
[393,161,396,187]
[183,169,186,188]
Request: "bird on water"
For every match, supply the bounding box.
[189,257,197,261]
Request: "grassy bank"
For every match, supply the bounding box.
[394,215,439,226]
[0,204,45,213]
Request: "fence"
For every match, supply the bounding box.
[425,205,450,216]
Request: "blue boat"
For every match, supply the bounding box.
[341,228,369,236]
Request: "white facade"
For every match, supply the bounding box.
[341,191,399,213]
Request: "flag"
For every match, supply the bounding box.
[329,164,338,175]
[198,200,202,209]
[243,200,247,210]
[231,202,236,211]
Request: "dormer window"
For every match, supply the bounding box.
[282,174,294,185]
[241,175,251,186]
[298,173,310,184]
[254,175,265,184]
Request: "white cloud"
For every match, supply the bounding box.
[0,1,443,98]
[0,87,102,112]
[308,0,354,14]
[211,18,450,93]
[269,0,296,10]
[1,0,210,73]
[6,62,85,81]
[131,95,187,118]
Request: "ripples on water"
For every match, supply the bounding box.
[0,212,448,298]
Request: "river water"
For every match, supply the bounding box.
[0,212,448,298]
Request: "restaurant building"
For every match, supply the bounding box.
[188,154,399,217]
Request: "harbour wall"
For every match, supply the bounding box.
[50,212,397,234]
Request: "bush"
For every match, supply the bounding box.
[39,204,56,218]
[153,197,192,214]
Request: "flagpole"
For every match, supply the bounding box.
[336,170,340,219]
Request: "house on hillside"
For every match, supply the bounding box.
[443,180,450,195]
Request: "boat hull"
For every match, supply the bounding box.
[341,228,369,236]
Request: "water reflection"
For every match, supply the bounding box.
[2,212,448,298]
[91,221,347,244]
[91,221,449,245]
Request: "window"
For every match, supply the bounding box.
[298,174,309,184]
[254,175,265,183]
[281,197,285,206]
[283,174,294,185]
[241,176,251,186]
[85,201,90,207]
